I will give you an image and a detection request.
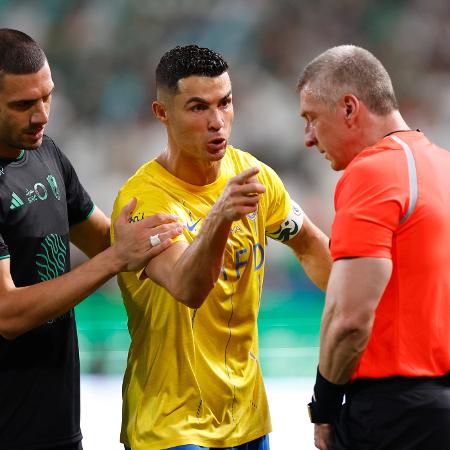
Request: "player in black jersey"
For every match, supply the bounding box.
[0,29,183,449]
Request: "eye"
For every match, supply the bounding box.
[220,97,231,108]
[191,103,208,112]
[11,100,34,110]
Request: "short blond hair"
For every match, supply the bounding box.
[297,45,398,115]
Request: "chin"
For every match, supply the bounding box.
[207,148,227,161]
[331,161,348,171]
[23,139,43,150]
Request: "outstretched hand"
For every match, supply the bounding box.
[113,198,184,272]
[216,167,266,222]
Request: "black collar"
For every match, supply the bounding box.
[384,129,420,138]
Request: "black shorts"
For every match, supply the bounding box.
[52,441,82,450]
[332,373,450,450]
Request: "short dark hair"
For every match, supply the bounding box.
[156,45,228,94]
[0,28,47,76]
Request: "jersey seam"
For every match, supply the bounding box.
[390,135,418,224]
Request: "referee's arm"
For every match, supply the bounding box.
[319,256,392,384]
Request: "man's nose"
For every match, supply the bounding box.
[304,124,317,148]
[208,108,224,131]
[31,100,49,125]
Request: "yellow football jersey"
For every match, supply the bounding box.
[111,146,293,450]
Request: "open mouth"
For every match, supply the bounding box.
[207,138,226,151]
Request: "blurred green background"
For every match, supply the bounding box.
[3,0,448,382]
[76,251,324,377]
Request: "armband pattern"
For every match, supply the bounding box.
[266,200,304,243]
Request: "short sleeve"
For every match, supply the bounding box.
[257,162,291,234]
[331,158,406,261]
[111,178,187,246]
[52,142,94,226]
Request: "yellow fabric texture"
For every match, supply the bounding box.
[111,146,291,450]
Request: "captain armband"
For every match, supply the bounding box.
[266,200,304,243]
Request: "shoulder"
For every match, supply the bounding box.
[224,145,259,170]
[120,161,153,191]
[118,160,161,197]
[35,134,69,167]
[114,160,178,216]
[39,134,61,154]
[340,140,407,190]
[22,135,69,175]
[335,140,411,213]
[225,145,280,182]
[42,134,57,147]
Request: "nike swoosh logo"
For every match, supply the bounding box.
[186,218,201,232]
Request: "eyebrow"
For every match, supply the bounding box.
[9,87,55,104]
[184,90,232,108]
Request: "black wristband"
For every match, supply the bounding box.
[307,367,348,424]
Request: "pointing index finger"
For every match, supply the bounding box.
[234,166,260,184]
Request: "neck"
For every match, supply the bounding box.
[357,110,410,150]
[373,110,410,142]
[156,147,222,186]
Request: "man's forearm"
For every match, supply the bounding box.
[298,230,331,291]
[0,246,123,339]
[1,199,182,339]
[307,304,370,425]
[308,253,392,427]
[167,209,232,309]
[319,257,392,382]
[287,217,331,291]
[319,305,372,383]
[145,167,265,309]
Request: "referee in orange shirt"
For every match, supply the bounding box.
[298,45,450,450]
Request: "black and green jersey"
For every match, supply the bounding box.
[0,135,93,449]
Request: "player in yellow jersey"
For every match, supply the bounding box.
[111,45,331,450]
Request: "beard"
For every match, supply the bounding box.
[0,126,43,154]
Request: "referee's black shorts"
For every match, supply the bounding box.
[332,373,450,450]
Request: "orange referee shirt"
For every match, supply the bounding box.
[331,131,450,380]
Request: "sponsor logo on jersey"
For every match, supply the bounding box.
[9,175,60,210]
[26,182,48,204]
[186,210,201,232]
[47,175,60,200]
[129,212,144,223]
[9,192,25,210]
[186,217,201,232]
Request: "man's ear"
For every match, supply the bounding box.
[342,94,359,126]
[152,100,168,123]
